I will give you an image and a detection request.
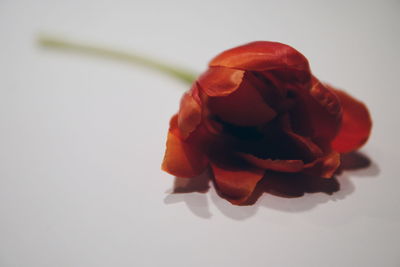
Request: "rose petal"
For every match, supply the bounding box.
[261,172,306,198]
[245,71,288,110]
[279,113,323,161]
[229,114,322,164]
[238,153,304,172]
[261,171,340,198]
[285,132,323,160]
[197,66,245,97]
[331,89,372,153]
[319,152,341,178]
[224,117,319,164]
[207,72,277,126]
[210,161,265,205]
[289,78,342,143]
[210,41,310,73]
[304,151,341,178]
[162,115,209,178]
[178,84,202,139]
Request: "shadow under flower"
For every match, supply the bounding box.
[164,151,378,220]
[337,151,379,177]
[164,170,213,219]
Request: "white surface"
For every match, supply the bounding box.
[0,0,399,266]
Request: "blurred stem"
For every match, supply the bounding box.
[38,35,197,85]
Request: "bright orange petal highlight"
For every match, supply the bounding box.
[178,84,202,139]
[162,115,209,178]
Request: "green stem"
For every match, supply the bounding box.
[38,35,197,85]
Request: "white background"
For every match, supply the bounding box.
[0,0,399,266]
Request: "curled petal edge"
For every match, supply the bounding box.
[197,66,245,97]
[210,41,311,73]
[210,162,265,205]
[178,84,202,139]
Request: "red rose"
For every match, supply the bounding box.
[162,41,372,205]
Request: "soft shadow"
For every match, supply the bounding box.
[210,187,259,220]
[338,151,380,177]
[340,151,371,170]
[164,152,377,219]
[257,173,355,212]
[169,171,210,194]
[163,170,212,219]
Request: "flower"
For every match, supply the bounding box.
[162,41,372,205]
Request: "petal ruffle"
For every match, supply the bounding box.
[178,84,202,139]
[331,89,372,153]
[197,66,245,97]
[210,41,310,73]
[162,115,209,178]
[207,72,277,126]
[211,161,265,205]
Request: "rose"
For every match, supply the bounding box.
[162,41,372,205]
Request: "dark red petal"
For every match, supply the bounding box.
[239,153,304,172]
[289,77,342,142]
[245,71,288,110]
[178,84,202,139]
[210,41,310,73]
[304,152,341,178]
[197,66,245,97]
[285,131,323,159]
[261,171,340,198]
[331,89,372,153]
[279,113,323,161]
[210,162,265,205]
[207,72,277,126]
[162,115,209,178]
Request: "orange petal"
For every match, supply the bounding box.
[207,72,277,126]
[331,89,372,153]
[211,162,265,205]
[239,153,304,172]
[178,84,202,139]
[162,115,209,178]
[197,66,244,97]
[210,41,310,73]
